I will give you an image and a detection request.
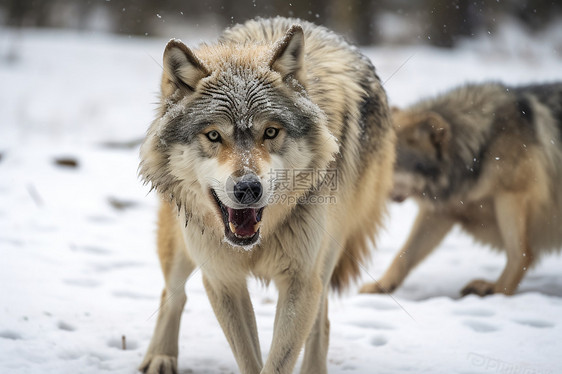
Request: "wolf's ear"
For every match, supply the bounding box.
[162,39,210,95]
[270,25,305,85]
[418,111,450,157]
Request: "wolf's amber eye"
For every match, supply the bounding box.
[264,127,279,140]
[206,130,221,143]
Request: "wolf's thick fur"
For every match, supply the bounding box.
[360,82,562,297]
[139,17,394,374]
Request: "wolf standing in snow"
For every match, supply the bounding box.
[360,82,562,297]
[138,17,395,374]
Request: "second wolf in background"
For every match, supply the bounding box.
[361,82,562,296]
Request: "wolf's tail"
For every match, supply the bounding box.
[330,233,372,293]
[514,83,562,142]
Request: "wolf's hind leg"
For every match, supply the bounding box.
[140,204,195,374]
[360,210,453,294]
[462,193,533,296]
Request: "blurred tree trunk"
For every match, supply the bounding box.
[220,0,249,26]
[354,0,379,45]
[329,0,378,45]
[3,0,52,27]
[428,0,474,48]
[271,0,329,24]
[514,0,561,32]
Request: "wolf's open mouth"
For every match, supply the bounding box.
[210,189,264,247]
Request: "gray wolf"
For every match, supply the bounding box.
[360,82,562,297]
[138,17,395,374]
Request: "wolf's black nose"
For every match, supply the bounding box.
[233,176,263,205]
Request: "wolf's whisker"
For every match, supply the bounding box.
[146,52,164,71]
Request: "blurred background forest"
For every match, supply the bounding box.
[1,0,561,47]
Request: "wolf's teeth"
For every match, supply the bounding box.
[253,221,261,232]
[229,222,236,233]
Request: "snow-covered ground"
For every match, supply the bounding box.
[1,21,561,374]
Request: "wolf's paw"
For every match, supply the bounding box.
[359,281,396,294]
[461,279,496,297]
[139,354,178,374]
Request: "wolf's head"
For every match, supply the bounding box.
[390,108,451,203]
[139,25,337,248]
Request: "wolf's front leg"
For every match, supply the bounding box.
[300,239,342,374]
[360,210,454,294]
[263,274,323,374]
[300,294,329,374]
[140,248,194,374]
[203,276,263,374]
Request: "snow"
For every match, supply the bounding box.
[1,23,562,374]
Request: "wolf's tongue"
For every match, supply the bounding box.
[227,207,259,237]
